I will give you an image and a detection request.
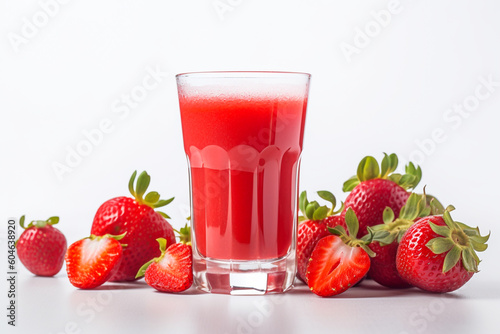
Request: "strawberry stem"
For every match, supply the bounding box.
[128,170,174,215]
[426,208,490,273]
[343,153,422,192]
[174,221,191,245]
[19,215,26,229]
[328,208,376,257]
[372,192,438,245]
[19,215,60,229]
[88,232,127,242]
[299,191,342,221]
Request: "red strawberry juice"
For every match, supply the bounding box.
[179,79,308,261]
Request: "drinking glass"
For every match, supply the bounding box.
[177,71,310,294]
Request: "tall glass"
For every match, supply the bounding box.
[177,72,310,295]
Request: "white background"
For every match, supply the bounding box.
[1,1,499,333]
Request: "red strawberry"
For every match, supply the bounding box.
[396,208,489,293]
[341,153,421,238]
[297,191,343,283]
[65,234,125,289]
[91,171,176,281]
[369,192,444,288]
[369,242,406,288]
[306,209,375,297]
[16,216,67,277]
[136,225,193,293]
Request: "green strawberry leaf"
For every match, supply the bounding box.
[469,231,490,245]
[157,238,168,252]
[342,176,359,192]
[145,191,161,204]
[328,225,347,236]
[135,171,151,200]
[399,193,420,221]
[19,215,26,229]
[388,173,402,184]
[152,197,175,209]
[426,195,445,215]
[371,230,395,245]
[345,208,359,238]
[317,191,336,210]
[404,162,422,189]
[442,210,457,230]
[380,153,398,178]
[398,174,416,189]
[299,191,308,215]
[470,239,488,252]
[357,156,380,182]
[174,223,191,245]
[157,211,171,219]
[382,207,395,224]
[313,206,329,221]
[360,244,376,258]
[426,237,454,254]
[136,259,155,279]
[128,170,174,216]
[429,222,451,237]
[47,216,59,226]
[462,248,478,272]
[419,207,431,217]
[442,245,461,273]
[128,170,138,198]
[305,201,319,220]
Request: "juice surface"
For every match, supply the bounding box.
[180,94,307,260]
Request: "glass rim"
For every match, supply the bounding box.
[175,71,311,79]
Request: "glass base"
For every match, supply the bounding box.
[193,252,296,295]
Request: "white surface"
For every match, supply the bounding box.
[10,269,500,334]
[1,0,500,333]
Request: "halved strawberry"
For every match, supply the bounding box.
[297,191,343,283]
[136,224,193,293]
[306,209,375,297]
[65,234,125,289]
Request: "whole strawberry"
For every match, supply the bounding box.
[66,233,125,289]
[370,193,443,288]
[341,153,421,238]
[396,208,489,293]
[16,216,67,277]
[297,191,343,283]
[136,224,193,293]
[91,171,176,281]
[306,208,375,297]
